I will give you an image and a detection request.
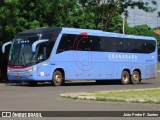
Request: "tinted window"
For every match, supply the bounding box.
[100,37,156,53]
[42,32,59,58]
[57,34,156,54]
[57,34,101,53]
[57,34,75,53]
[77,36,101,51]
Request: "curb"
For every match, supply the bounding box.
[0,83,6,86]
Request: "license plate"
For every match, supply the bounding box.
[16,76,21,79]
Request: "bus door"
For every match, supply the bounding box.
[32,39,50,80]
[37,43,49,80]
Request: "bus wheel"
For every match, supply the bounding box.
[131,71,140,84]
[121,71,130,85]
[52,70,64,87]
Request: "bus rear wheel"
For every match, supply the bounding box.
[131,71,140,84]
[121,71,130,85]
[52,70,64,87]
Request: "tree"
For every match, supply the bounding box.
[0,0,40,43]
[0,0,158,43]
[107,12,123,33]
[45,0,95,29]
[0,0,96,42]
[126,24,160,46]
[79,0,157,31]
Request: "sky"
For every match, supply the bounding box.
[127,0,160,28]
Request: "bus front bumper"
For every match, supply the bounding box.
[7,68,38,81]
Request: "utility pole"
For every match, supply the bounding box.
[157,15,158,27]
[146,12,148,25]
[134,8,136,26]
[123,17,125,34]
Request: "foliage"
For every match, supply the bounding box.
[153,27,160,30]
[0,0,40,43]
[107,13,123,33]
[79,0,157,30]
[126,24,160,45]
[0,0,158,44]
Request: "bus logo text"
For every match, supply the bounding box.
[109,54,137,60]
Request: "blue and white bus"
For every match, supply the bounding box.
[7,27,157,86]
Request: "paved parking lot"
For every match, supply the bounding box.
[0,73,160,120]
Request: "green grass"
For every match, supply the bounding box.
[158,62,160,70]
[61,88,160,104]
[94,89,160,104]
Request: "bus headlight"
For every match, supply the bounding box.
[7,66,39,75]
[28,69,33,72]
[27,67,38,73]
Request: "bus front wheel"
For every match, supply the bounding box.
[121,71,130,85]
[52,70,64,87]
[131,71,140,84]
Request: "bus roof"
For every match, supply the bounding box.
[18,27,62,36]
[17,27,156,41]
[61,27,156,41]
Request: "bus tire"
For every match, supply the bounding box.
[121,71,130,85]
[131,71,140,84]
[52,70,64,87]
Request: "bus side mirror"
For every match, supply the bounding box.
[32,39,48,52]
[2,41,12,53]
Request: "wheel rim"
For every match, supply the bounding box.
[55,74,61,83]
[133,74,139,82]
[123,74,128,83]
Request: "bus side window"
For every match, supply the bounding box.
[46,41,55,58]
[141,41,155,53]
[99,36,112,52]
[37,44,47,62]
[90,36,101,51]
[78,38,91,51]
[57,34,75,53]
[122,39,129,52]
[42,33,52,58]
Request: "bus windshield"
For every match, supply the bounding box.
[8,36,39,66]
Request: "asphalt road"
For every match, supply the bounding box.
[0,73,160,120]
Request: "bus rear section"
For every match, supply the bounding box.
[52,32,157,85]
